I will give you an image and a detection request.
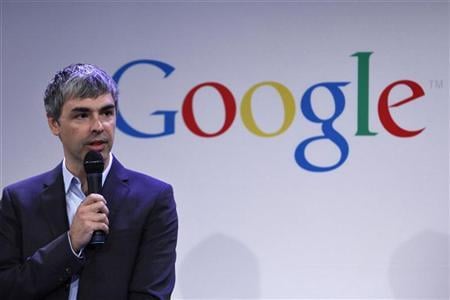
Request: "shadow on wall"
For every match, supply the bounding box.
[178,233,261,299]
[389,230,449,299]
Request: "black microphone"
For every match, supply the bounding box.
[83,150,106,245]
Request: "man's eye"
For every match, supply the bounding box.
[75,113,88,119]
[103,110,115,117]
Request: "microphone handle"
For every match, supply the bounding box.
[87,173,106,245]
[87,173,102,194]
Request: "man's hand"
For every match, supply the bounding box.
[69,193,109,252]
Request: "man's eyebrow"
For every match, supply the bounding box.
[70,104,116,114]
[100,104,116,111]
[70,107,91,113]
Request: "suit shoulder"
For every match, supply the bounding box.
[124,168,172,190]
[3,165,61,195]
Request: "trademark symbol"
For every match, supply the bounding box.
[429,79,444,89]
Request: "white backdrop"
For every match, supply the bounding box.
[1,1,448,299]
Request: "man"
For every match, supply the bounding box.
[0,64,178,299]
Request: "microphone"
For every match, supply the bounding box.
[83,150,106,245]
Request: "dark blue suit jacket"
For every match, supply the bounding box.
[0,158,178,299]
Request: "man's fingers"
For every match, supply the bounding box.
[78,199,109,215]
[82,193,107,205]
[88,212,109,225]
[76,209,109,226]
[89,202,109,215]
[87,221,110,234]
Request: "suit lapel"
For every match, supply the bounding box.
[39,164,70,238]
[101,158,130,229]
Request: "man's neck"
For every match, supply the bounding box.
[64,161,87,192]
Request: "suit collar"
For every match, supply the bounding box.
[100,157,130,233]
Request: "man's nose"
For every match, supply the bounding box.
[91,115,104,132]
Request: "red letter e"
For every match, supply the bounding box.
[378,80,425,137]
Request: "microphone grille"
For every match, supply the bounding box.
[83,151,104,174]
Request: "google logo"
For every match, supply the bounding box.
[113,52,425,172]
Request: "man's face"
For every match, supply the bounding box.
[48,93,116,173]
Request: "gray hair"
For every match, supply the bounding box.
[44,63,119,120]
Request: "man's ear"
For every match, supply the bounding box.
[48,116,61,136]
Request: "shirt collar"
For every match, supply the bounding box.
[62,153,114,194]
